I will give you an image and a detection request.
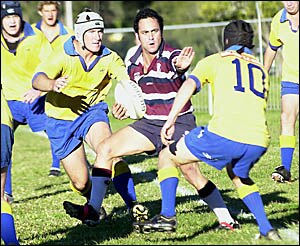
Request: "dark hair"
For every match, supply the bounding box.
[223,20,254,52]
[133,8,164,34]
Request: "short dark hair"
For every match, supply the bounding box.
[223,20,254,51]
[133,8,164,34]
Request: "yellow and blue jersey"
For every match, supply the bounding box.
[33,36,130,120]
[268,8,299,84]
[189,47,270,147]
[1,91,13,129]
[1,21,52,101]
[31,20,74,51]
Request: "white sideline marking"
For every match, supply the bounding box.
[282,229,299,243]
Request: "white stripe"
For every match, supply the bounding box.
[143,92,177,100]
[147,69,175,79]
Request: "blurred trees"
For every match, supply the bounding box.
[20,1,283,61]
[20,1,282,28]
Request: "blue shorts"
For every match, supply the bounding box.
[46,102,110,160]
[130,113,197,155]
[184,126,267,179]
[281,81,299,96]
[1,124,14,169]
[7,95,47,132]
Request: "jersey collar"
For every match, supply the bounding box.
[225,45,253,55]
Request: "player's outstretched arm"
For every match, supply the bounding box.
[173,46,195,72]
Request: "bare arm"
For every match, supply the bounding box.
[161,77,197,145]
[32,73,68,93]
[263,46,277,72]
[173,47,195,72]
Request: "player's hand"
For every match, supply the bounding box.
[112,102,129,120]
[23,89,42,104]
[53,76,68,93]
[161,120,175,146]
[173,46,195,72]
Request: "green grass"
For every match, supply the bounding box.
[2,110,299,245]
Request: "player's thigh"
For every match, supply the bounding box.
[85,121,112,151]
[61,144,89,187]
[100,125,155,158]
[170,136,200,165]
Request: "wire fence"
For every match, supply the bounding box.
[103,19,282,113]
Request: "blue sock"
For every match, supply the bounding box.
[50,144,60,169]
[113,172,137,210]
[242,192,273,235]
[281,148,294,171]
[1,201,19,245]
[160,177,178,217]
[5,160,12,195]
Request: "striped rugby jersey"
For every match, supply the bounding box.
[127,40,194,120]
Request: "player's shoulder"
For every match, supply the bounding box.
[271,8,285,24]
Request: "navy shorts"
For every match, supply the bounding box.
[46,102,110,160]
[185,126,267,179]
[7,95,47,132]
[1,124,14,169]
[130,113,197,155]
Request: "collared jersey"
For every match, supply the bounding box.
[268,8,299,84]
[1,22,52,100]
[1,91,13,128]
[31,20,74,51]
[33,36,130,120]
[127,40,193,120]
[190,50,270,147]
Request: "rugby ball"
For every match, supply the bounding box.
[114,80,146,120]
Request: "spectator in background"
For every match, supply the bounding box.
[31,1,74,177]
[1,0,54,202]
[32,1,73,50]
[264,1,299,183]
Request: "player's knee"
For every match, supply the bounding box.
[70,179,91,195]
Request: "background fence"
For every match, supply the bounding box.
[103,19,282,114]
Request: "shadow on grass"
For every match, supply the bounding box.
[35,190,298,245]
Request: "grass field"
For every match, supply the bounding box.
[2,110,299,245]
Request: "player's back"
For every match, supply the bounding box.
[192,50,270,147]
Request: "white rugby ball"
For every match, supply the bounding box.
[114,80,146,120]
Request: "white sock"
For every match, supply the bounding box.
[202,188,235,224]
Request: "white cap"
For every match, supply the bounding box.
[74,10,104,46]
